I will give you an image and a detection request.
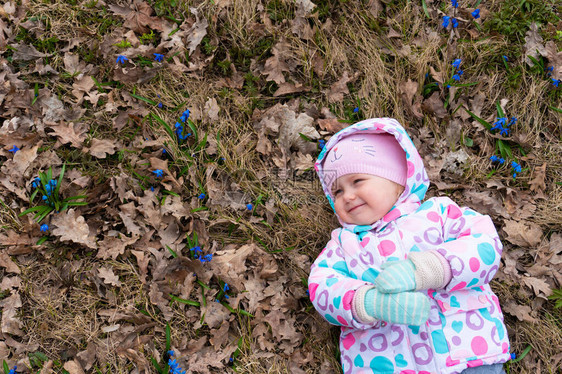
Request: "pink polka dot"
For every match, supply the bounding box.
[400,371,416,374]
[337,315,348,326]
[471,336,488,356]
[427,211,441,223]
[467,359,483,368]
[383,208,401,222]
[342,333,355,349]
[450,282,467,292]
[469,257,480,272]
[378,240,396,256]
[309,283,319,302]
[502,342,509,354]
[447,205,462,219]
[407,161,415,177]
[342,290,354,310]
[459,229,471,238]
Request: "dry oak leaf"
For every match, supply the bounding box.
[522,276,552,298]
[48,122,88,148]
[326,71,356,103]
[0,252,20,274]
[10,43,48,61]
[98,267,122,287]
[422,92,448,119]
[502,301,537,323]
[51,209,97,249]
[186,8,208,56]
[502,220,542,248]
[529,163,547,193]
[10,142,39,176]
[0,292,23,336]
[263,42,291,84]
[63,360,85,374]
[108,1,163,34]
[524,23,545,67]
[84,138,117,159]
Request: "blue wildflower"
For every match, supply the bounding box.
[158,102,163,108]
[162,149,167,155]
[451,18,458,28]
[452,59,462,69]
[511,353,516,360]
[511,161,522,173]
[499,158,505,164]
[353,107,359,113]
[152,169,164,178]
[40,224,49,232]
[190,246,202,253]
[42,195,48,201]
[168,350,175,357]
[442,16,450,28]
[457,70,463,76]
[508,117,517,126]
[50,179,57,187]
[452,74,461,81]
[500,127,510,136]
[451,0,458,8]
[8,366,17,374]
[8,145,19,153]
[198,193,206,199]
[490,155,499,162]
[502,56,508,62]
[200,254,213,263]
[318,139,326,149]
[180,109,190,122]
[471,9,480,19]
[491,117,507,132]
[246,203,253,211]
[547,66,554,72]
[223,283,229,292]
[553,79,560,88]
[150,186,155,192]
[154,53,164,62]
[175,122,182,129]
[116,55,128,64]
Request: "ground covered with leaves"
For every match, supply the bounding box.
[0,0,561,373]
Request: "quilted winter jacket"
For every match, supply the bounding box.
[308,118,511,374]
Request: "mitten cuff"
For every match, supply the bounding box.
[409,251,450,290]
[352,285,376,324]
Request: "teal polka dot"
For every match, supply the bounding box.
[417,201,434,212]
[431,330,449,354]
[369,356,394,371]
[326,278,338,287]
[361,268,379,283]
[325,314,340,325]
[333,261,349,275]
[477,242,496,265]
[354,354,364,367]
[318,260,329,268]
[467,278,479,287]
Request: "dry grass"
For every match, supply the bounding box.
[1,0,562,372]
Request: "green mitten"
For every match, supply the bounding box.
[354,287,430,326]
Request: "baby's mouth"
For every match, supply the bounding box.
[348,203,365,212]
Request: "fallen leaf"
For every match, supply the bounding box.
[98,267,122,287]
[47,122,88,148]
[273,82,309,96]
[186,8,208,55]
[0,292,23,335]
[262,42,290,84]
[63,360,85,374]
[84,138,117,159]
[204,97,220,121]
[522,276,552,297]
[11,43,48,61]
[51,209,97,249]
[422,92,448,119]
[326,71,353,103]
[502,220,543,248]
[502,301,537,323]
[524,23,545,66]
[149,282,173,321]
[0,252,20,274]
[109,1,163,34]
[529,163,547,193]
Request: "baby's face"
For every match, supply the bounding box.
[332,173,404,226]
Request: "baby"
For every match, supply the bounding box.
[308,118,511,374]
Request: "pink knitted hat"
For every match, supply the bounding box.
[322,133,407,195]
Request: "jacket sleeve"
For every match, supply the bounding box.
[308,229,380,330]
[431,197,502,293]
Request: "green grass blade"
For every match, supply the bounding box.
[55,162,66,197]
[549,106,562,114]
[495,101,505,118]
[166,245,178,258]
[510,345,532,363]
[130,92,157,105]
[30,188,39,202]
[186,119,198,141]
[165,323,171,352]
[421,0,430,18]
[36,236,48,245]
[152,113,175,139]
[150,357,162,373]
[463,107,492,131]
[497,139,513,160]
[64,195,88,201]
[67,201,88,206]
[19,205,49,217]
[3,360,10,374]
[36,206,54,223]
[170,295,200,306]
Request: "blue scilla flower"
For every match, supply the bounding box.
[42,195,48,201]
[353,107,359,113]
[451,18,459,28]
[175,122,182,129]
[116,55,128,64]
[553,79,560,88]
[8,366,17,374]
[511,161,522,173]
[40,224,49,232]
[246,203,253,211]
[152,169,164,178]
[471,9,480,19]
[500,127,510,136]
[200,254,213,263]
[198,193,206,199]
[180,109,190,122]
[318,139,326,149]
[490,155,499,162]
[452,74,461,81]
[223,283,229,292]
[508,117,517,126]
[8,145,19,153]
[158,102,163,108]
[190,246,202,253]
[502,56,508,62]
[491,117,507,132]
[50,179,57,187]
[451,0,458,8]
[154,53,164,62]
[442,16,450,28]
[452,59,462,69]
